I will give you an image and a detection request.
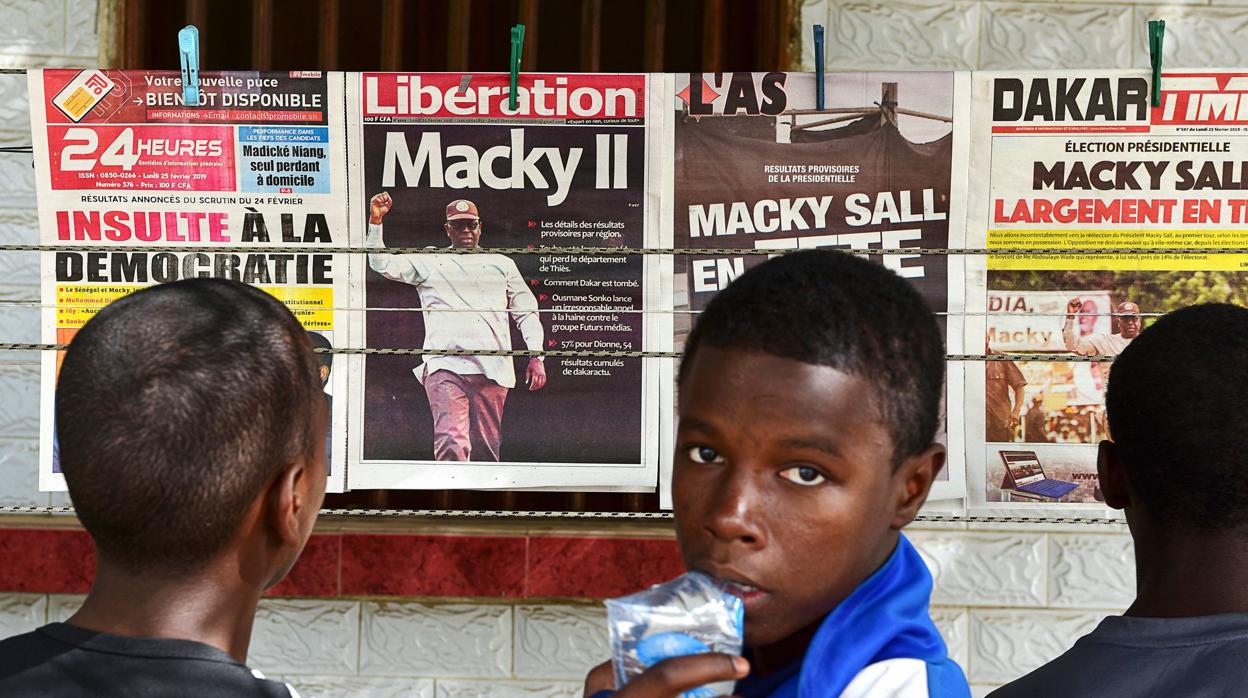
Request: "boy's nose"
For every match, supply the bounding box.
[703,471,766,548]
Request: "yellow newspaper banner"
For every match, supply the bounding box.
[56,284,334,330]
[987,229,1248,270]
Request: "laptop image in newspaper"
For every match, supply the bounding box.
[999,450,1078,499]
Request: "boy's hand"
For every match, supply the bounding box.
[583,654,748,698]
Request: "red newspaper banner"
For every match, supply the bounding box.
[361,73,647,121]
[46,124,236,191]
[1155,73,1248,126]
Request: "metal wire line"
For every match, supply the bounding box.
[0,504,1128,524]
[8,242,1248,255]
[0,343,1117,362]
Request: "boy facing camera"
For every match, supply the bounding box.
[586,250,969,697]
[0,279,326,696]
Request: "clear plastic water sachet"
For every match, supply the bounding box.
[605,571,745,698]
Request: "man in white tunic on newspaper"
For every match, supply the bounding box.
[365,192,547,462]
[1063,297,1141,356]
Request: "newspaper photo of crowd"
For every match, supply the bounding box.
[985,269,1248,444]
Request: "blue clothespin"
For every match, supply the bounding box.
[509,24,526,111]
[1148,19,1165,108]
[178,25,201,107]
[814,25,825,111]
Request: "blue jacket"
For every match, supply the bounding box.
[748,534,970,698]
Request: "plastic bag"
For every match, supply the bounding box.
[605,571,745,698]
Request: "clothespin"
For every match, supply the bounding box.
[457,74,472,96]
[1148,19,1165,108]
[509,24,526,111]
[178,25,201,107]
[814,25,825,111]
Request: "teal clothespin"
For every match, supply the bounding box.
[1148,19,1165,108]
[178,25,201,107]
[814,25,825,111]
[509,24,525,111]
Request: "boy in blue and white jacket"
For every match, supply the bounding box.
[586,251,970,698]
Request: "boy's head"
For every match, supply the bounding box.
[56,279,327,587]
[1102,303,1248,532]
[673,250,946,647]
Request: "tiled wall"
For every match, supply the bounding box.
[0,0,1190,696]
[795,0,1248,72]
[0,523,1134,696]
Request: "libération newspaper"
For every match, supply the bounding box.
[344,72,667,490]
[966,70,1248,511]
[28,69,350,492]
[660,71,970,507]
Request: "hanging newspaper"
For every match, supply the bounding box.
[346,73,666,490]
[662,71,971,507]
[966,70,1248,511]
[29,69,350,492]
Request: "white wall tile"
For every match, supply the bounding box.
[0,73,31,147]
[0,208,38,245]
[931,606,970,670]
[0,592,46,636]
[283,675,433,698]
[1138,6,1248,68]
[0,253,39,298]
[0,154,37,209]
[250,599,360,676]
[796,0,830,71]
[911,531,1047,607]
[62,0,98,59]
[360,603,511,679]
[0,0,66,58]
[0,438,41,506]
[46,593,83,623]
[1047,534,1134,609]
[980,2,1138,70]
[0,363,38,437]
[514,605,608,680]
[0,306,39,366]
[822,1,980,70]
[968,609,1104,683]
[0,53,98,69]
[435,680,582,698]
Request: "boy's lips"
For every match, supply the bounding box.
[700,566,769,602]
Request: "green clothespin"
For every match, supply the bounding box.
[1148,19,1165,108]
[509,24,526,111]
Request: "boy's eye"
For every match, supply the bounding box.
[686,446,725,464]
[778,465,826,486]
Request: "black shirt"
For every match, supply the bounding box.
[989,613,1248,698]
[0,623,297,697]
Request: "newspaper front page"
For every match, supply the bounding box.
[966,70,1248,512]
[29,69,351,492]
[662,71,970,507]
[346,72,665,490]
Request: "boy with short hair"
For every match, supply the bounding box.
[991,303,1248,697]
[586,250,970,697]
[0,279,327,697]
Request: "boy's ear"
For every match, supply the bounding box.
[889,443,946,529]
[265,460,314,551]
[1096,440,1131,510]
